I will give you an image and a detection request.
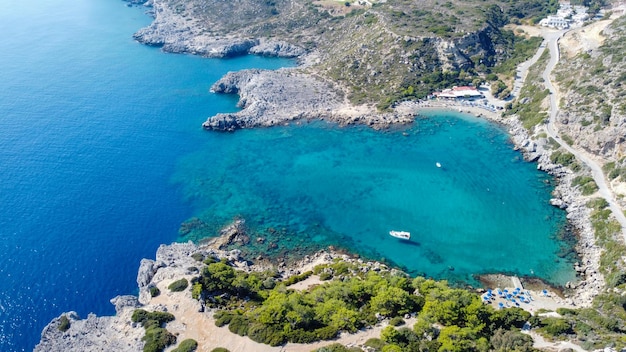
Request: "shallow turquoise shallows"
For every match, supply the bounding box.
[0,0,575,350]
[173,114,576,287]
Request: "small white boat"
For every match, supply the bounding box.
[389,230,411,240]
[436,162,442,168]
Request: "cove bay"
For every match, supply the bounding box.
[0,1,575,350]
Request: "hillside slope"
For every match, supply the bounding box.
[553,15,626,198]
[134,0,556,109]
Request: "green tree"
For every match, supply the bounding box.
[370,286,414,317]
[490,329,535,352]
[437,325,488,352]
[381,344,403,352]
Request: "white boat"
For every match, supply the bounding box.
[389,230,410,240]
[436,162,442,168]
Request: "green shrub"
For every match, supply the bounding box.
[541,317,573,336]
[315,325,339,340]
[210,348,230,352]
[191,283,202,300]
[364,338,386,350]
[550,150,575,166]
[191,252,204,262]
[131,309,175,328]
[168,278,189,292]
[287,328,318,344]
[214,311,234,327]
[203,256,217,265]
[247,322,286,346]
[58,315,70,332]
[172,339,198,352]
[572,176,598,195]
[556,308,578,316]
[314,343,360,352]
[284,271,313,286]
[142,325,176,352]
[228,315,250,336]
[150,286,161,298]
[319,272,333,281]
[581,181,599,195]
[388,316,405,326]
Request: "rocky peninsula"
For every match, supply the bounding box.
[202,69,414,131]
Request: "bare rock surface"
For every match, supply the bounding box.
[34,300,144,352]
[203,68,415,131]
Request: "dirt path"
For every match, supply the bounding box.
[523,331,587,352]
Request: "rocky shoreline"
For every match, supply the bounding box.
[34,238,388,352]
[413,101,604,308]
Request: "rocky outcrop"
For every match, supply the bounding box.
[203,68,415,131]
[34,232,345,351]
[249,40,307,58]
[34,296,144,352]
[132,0,307,59]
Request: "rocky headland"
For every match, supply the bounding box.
[34,237,397,352]
[202,69,414,131]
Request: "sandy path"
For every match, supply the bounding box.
[523,331,587,352]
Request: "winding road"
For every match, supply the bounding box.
[540,29,626,237]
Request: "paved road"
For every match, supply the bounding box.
[541,30,626,236]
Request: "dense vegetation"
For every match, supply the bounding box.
[188,257,541,349]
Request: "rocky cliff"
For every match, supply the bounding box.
[34,241,249,352]
[553,15,626,200]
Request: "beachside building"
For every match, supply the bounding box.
[539,15,570,29]
[432,86,483,100]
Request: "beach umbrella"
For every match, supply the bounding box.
[498,302,504,309]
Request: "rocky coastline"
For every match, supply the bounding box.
[413,101,604,308]
[34,238,384,352]
[488,110,603,308]
[131,0,305,59]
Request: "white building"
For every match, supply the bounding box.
[433,86,483,100]
[539,15,570,29]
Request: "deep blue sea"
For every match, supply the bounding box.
[0,1,575,350]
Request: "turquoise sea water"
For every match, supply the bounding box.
[173,114,576,285]
[0,1,575,350]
